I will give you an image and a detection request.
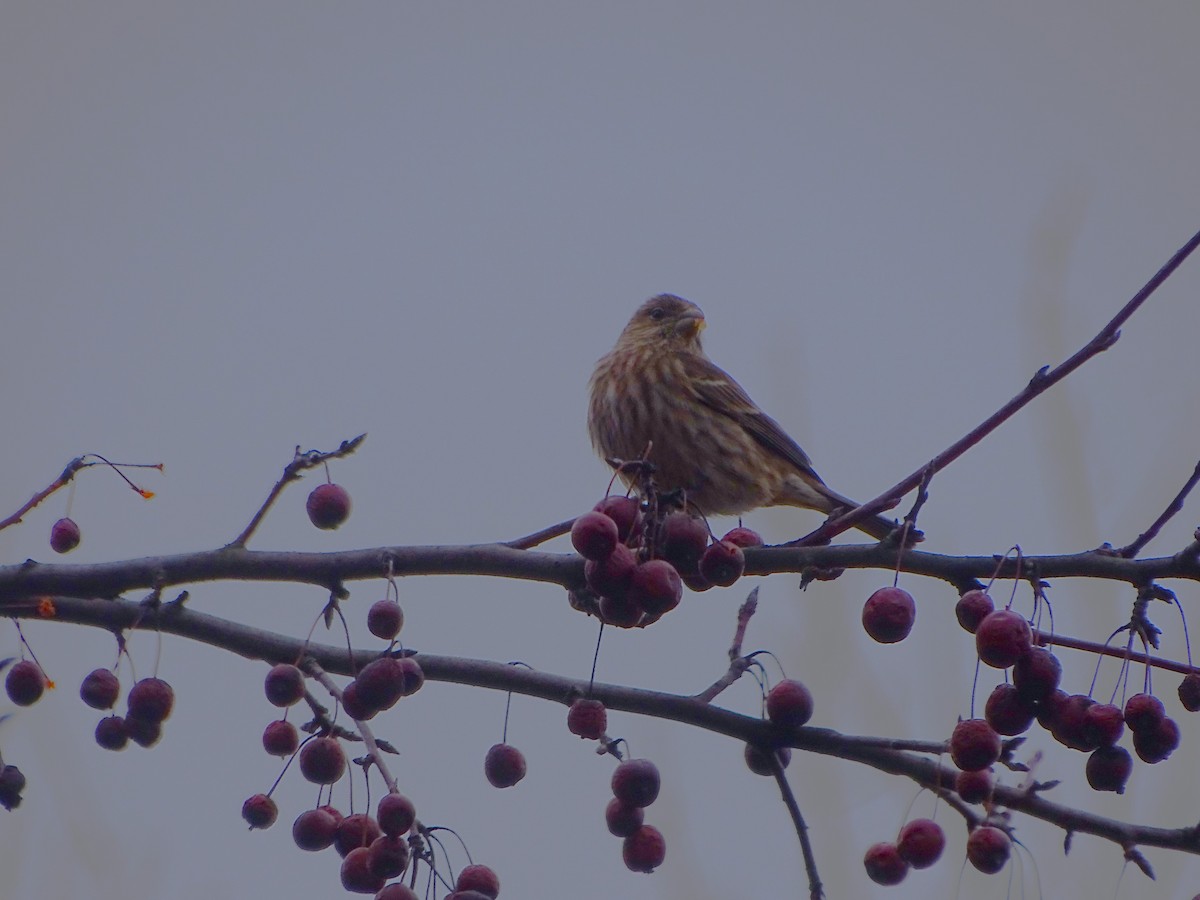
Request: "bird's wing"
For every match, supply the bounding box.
[682,353,826,484]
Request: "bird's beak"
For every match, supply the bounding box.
[676,311,706,339]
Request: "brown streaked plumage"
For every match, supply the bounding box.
[588,294,897,540]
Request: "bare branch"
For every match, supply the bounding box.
[799,227,1200,545]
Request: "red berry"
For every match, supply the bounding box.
[897,818,945,869]
[863,842,908,885]
[1082,703,1125,747]
[307,483,352,530]
[484,743,526,788]
[127,677,174,723]
[1086,745,1133,793]
[340,680,377,721]
[605,797,644,837]
[355,657,405,711]
[571,511,620,561]
[862,587,916,644]
[966,825,1011,874]
[456,864,500,898]
[954,768,994,804]
[124,716,162,748]
[94,715,129,751]
[1133,716,1180,764]
[584,543,637,600]
[334,813,383,858]
[50,516,81,553]
[1124,692,1166,733]
[241,793,278,829]
[622,824,666,873]
[262,719,300,756]
[766,679,814,729]
[611,758,661,807]
[744,743,791,775]
[598,592,643,628]
[659,512,709,575]
[1178,673,1200,712]
[983,683,1035,736]
[377,885,419,900]
[80,668,120,710]
[293,807,339,851]
[954,589,994,633]
[594,495,643,542]
[340,846,385,894]
[1046,693,1099,752]
[377,792,416,837]
[567,698,607,739]
[367,834,410,878]
[367,600,404,640]
[5,660,46,706]
[396,657,424,696]
[0,765,25,810]
[629,560,683,617]
[299,736,346,784]
[950,719,1001,771]
[681,571,715,593]
[264,664,305,707]
[1012,647,1062,704]
[721,526,763,548]
[975,610,1032,668]
[699,540,745,587]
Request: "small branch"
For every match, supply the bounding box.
[305,660,399,794]
[1036,628,1198,678]
[505,517,575,550]
[0,458,89,531]
[1115,460,1200,558]
[228,434,366,548]
[797,227,1200,545]
[770,756,823,900]
[0,455,162,534]
[694,587,759,703]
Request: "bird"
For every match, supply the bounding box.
[588,293,899,540]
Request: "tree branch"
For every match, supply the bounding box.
[11,593,1200,863]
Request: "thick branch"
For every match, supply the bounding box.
[12,593,1200,860]
[4,540,1198,605]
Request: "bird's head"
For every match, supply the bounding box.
[616,294,706,350]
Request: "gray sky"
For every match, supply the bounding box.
[2,3,1199,898]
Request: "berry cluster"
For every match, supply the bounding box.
[245,653,499,897]
[954,589,1187,801]
[572,495,759,628]
[863,817,946,885]
[606,758,665,873]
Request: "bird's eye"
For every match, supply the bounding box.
[648,307,666,321]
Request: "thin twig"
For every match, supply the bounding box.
[1115,460,1200,558]
[227,434,366,548]
[1036,628,1198,678]
[797,227,1200,545]
[505,517,575,550]
[770,754,823,900]
[694,587,759,702]
[305,659,400,794]
[0,456,160,532]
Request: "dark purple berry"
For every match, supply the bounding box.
[307,483,352,530]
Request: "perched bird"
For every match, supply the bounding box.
[588,294,899,540]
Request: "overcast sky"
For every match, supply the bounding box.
[2,3,1199,899]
